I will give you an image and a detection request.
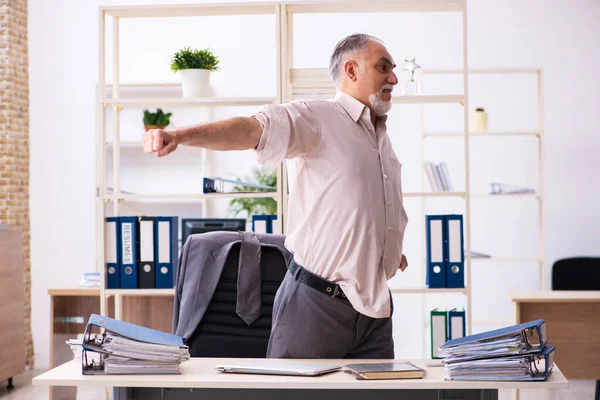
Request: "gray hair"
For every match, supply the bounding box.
[329,33,382,87]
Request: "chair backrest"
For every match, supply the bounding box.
[183,237,289,358]
[552,257,600,290]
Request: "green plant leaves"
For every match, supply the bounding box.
[143,108,172,126]
[228,167,277,218]
[170,47,220,72]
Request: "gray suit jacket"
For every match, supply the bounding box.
[172,231,291,339]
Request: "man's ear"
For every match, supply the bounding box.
[344,60,358,82]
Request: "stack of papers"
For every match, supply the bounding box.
[66,338,84,360]
[82,314,190,375]
[79,272,101,287]
[439,319,555,381]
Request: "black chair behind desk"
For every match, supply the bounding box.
[185,243,288,358]
[551,257,600,400]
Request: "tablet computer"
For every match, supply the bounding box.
[214,361,342,376]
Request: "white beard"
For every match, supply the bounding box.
[368,84,394,116]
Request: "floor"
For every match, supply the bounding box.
[0,368,597,400]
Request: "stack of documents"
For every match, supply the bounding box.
[439,319,555,381]
[82,314,189,375]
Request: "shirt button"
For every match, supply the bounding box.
[384,255,388,260]
[387,226,392,231]
[384,174,388,179]
[387,200,392,205]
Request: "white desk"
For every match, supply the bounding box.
[33,358,568,400]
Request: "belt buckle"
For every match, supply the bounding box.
[330,284,340,299]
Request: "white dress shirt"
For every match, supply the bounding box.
[252,91,408,318]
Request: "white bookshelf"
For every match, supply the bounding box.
[419,68,545,330]
[96,0,474,358]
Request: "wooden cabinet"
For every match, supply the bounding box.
[0,229,25,387]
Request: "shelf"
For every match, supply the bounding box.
[104,289,175,297]
[102,3,276,18]
[470,193,539,200]
[287,0,465,14]
[389,286,467,294]
[404,191,466,198]
[48,288,101,296]
[470,257,541,264]
[105,141,141,149]
[102,0,465,19]
[391,95,464,104]
[423,131,540,138]
[103,192,278,203]
[103,96,276,108]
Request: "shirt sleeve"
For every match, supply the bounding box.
[251,100,320,167]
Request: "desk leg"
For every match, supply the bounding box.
[120,388,498,400]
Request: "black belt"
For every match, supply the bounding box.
[288,259,348,301]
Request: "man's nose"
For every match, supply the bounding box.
[388,71,399,85]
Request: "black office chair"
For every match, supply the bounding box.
[551,257,600,400]
[179,236,289,358]
[552,257,600,290]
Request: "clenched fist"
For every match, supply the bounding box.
[143,129,178,157]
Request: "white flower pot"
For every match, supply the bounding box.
[179,69,211,98]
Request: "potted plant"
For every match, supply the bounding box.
[143,108,172,131]
[170,47,220,98]
[229,167,277,219]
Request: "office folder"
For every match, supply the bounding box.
[445,214,464,288]
[138,216,156,289]
[83,314,186,351]
[448,308,466,341]
[430,309,448,359]
[444,345,555,381]
[105,217,121,289]
[426,215,447,288]
[203,177,275,194]
[440,319,548,363]
[155,216,178,289]
[252,214,277,234]
[82,314,189,375]
[119,216,139,289]
[82,349,181,375]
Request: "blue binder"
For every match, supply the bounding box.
[119,216,139,289]
[105,217,121,289]
[252,214,277,234]
[440,319,548,364]
[82,314,185,352]
[445,214,465,288]
[155,216,178,289]
[426,215,447,288]
[445,345,556,381]
[448,308,466,340]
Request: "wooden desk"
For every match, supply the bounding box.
[511,291,600,380]
[33,358,568,400]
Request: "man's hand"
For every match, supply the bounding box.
[143,129,178,157]
[399,254,408,272]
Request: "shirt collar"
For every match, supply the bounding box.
[334,91,388,124]
[334,91,368,123]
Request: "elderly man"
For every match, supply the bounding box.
[143,33,409,359]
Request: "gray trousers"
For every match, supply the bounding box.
[267,270,394,359]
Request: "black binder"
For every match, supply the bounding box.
[138,216,156,289]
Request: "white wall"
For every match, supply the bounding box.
[29,0,600,367]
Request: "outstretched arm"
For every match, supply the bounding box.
[143,116,262,157]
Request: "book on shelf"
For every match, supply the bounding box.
[424,162,453,192]
[343,361,427,380]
